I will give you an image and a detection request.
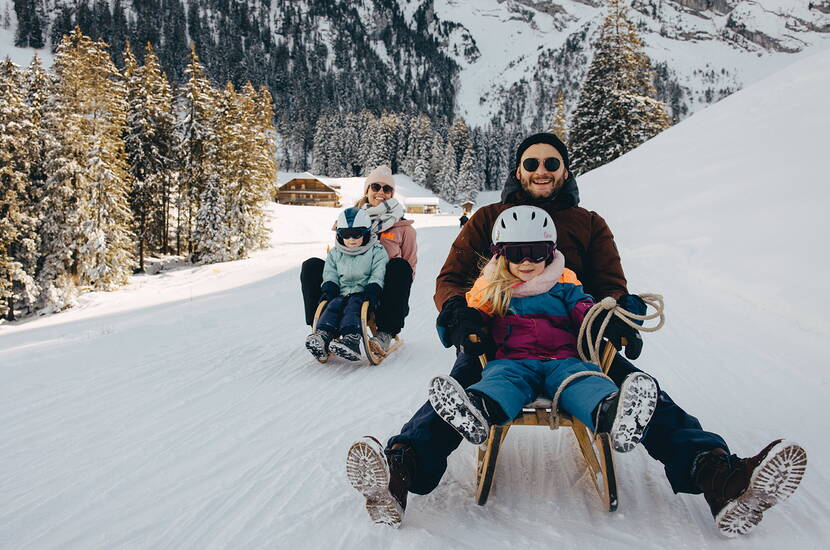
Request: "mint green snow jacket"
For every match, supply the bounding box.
[322,243,388,296]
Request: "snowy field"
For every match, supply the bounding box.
[2,49,830,550]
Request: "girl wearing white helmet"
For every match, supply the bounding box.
[428,205,659,453]
[305,207,389,362]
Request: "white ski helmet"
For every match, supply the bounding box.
[491,205,556,245]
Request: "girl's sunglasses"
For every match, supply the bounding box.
[338,228,368,240]
[522,157,561,172]
[492,242,556,264]
[369,183,394,193]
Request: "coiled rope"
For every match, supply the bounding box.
[547,294,666,429]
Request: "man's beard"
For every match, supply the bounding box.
[520,173,564,200]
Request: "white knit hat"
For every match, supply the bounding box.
[364,165,396,195]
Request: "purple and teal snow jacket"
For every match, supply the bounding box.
[465,251,594,361]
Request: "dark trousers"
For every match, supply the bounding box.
[316,294,364,336]
[389,351,728,496]
[300,257,413,336]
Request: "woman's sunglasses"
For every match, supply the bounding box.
[522,157,561,172]
[492,242,556,264]
[369,183,394,194]
[338,228,368,240]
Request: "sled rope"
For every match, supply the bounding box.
[577,294,665,366]
[549,371,613,429]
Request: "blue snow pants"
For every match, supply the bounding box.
[468,357,616,430]
[316,295,363,336]
[388,350,728,496]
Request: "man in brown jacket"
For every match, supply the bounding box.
[346,133,806,536]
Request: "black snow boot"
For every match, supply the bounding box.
[693,440,807,537]
[305,330,332,361]
[346,436,415,527]
[330,333,362,361]
[594,372,658,453]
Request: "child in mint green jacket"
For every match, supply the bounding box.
[306,207,387,362]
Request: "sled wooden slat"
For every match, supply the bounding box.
[471,336,620,512]
[311,299,401,366]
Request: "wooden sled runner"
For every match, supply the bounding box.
[473,337,622,512]
[312,300,402,365]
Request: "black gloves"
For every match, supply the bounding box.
[437,296,493,356]
[593,294,647,360]
[361,283,382,311]
[320,281,340,303]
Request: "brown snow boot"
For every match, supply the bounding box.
[346,437,415,527]
[693,440,807,537]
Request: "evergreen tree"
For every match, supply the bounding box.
[569,0,670,175]
[551,91,568,145]
[38,28,135,312]
[176,45,218,255]
[435,141,457,202]
[0,60,38,319]
[456,146,479,205]
[447,119,472,171]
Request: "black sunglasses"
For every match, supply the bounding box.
[369,183,394,194]
[522,157,561,172]
[492,242,556,264]
[338,228,367,240]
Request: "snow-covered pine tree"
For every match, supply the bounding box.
[0,59,38,319]
[447,119,471,172]
[405,114,434,187]
[141,44,178,255]
[435,141,458,202]
[123,41,156,272]
[176,44,218,255]
[311,114,333,176]
[74,32,134,289]
[551,91,568,145]
[192,172,228,264]
[569,0,670,175]
[456,146,479,205]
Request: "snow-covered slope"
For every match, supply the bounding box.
[1,47,829,549]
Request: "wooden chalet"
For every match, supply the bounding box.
[277,173,341,207]
[404,197,439,214]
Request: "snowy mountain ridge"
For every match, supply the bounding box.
[1,0,829,129]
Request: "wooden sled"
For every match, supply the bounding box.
[474,338,622,512]
[311,300,402,365]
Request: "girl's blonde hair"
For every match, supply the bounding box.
[473,255,522,316]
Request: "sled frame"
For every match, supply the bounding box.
[311,300,402,365]
[474,339,621,512]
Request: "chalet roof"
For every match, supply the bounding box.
[404,197,440,206]
[279,173,340,194]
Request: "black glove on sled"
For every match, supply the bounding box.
[437,296,492,356]
[592,294,646,360]
[320,281,340,303]
[361,283,382,312]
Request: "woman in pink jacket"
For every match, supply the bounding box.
[301,165,418,357]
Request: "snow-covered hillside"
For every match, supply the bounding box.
[1,46,829,549]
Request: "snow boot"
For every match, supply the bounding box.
[693,440,807,537]
[368,331,394,357]
[346,436,415,528]
[428,375,490,445]
[305,330,332,361]
[330,332,362,362]
[595,372,658,453]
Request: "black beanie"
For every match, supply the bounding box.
[514,132,569,171]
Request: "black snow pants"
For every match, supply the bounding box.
[388,350,729,496]
[300,257,413,336]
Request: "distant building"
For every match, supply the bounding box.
[277,173,340,207]
[460,200,475,214]
[404,197,439,214]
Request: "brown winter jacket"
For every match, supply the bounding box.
[434,174,628,311]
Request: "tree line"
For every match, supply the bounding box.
[0,28,276,321]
